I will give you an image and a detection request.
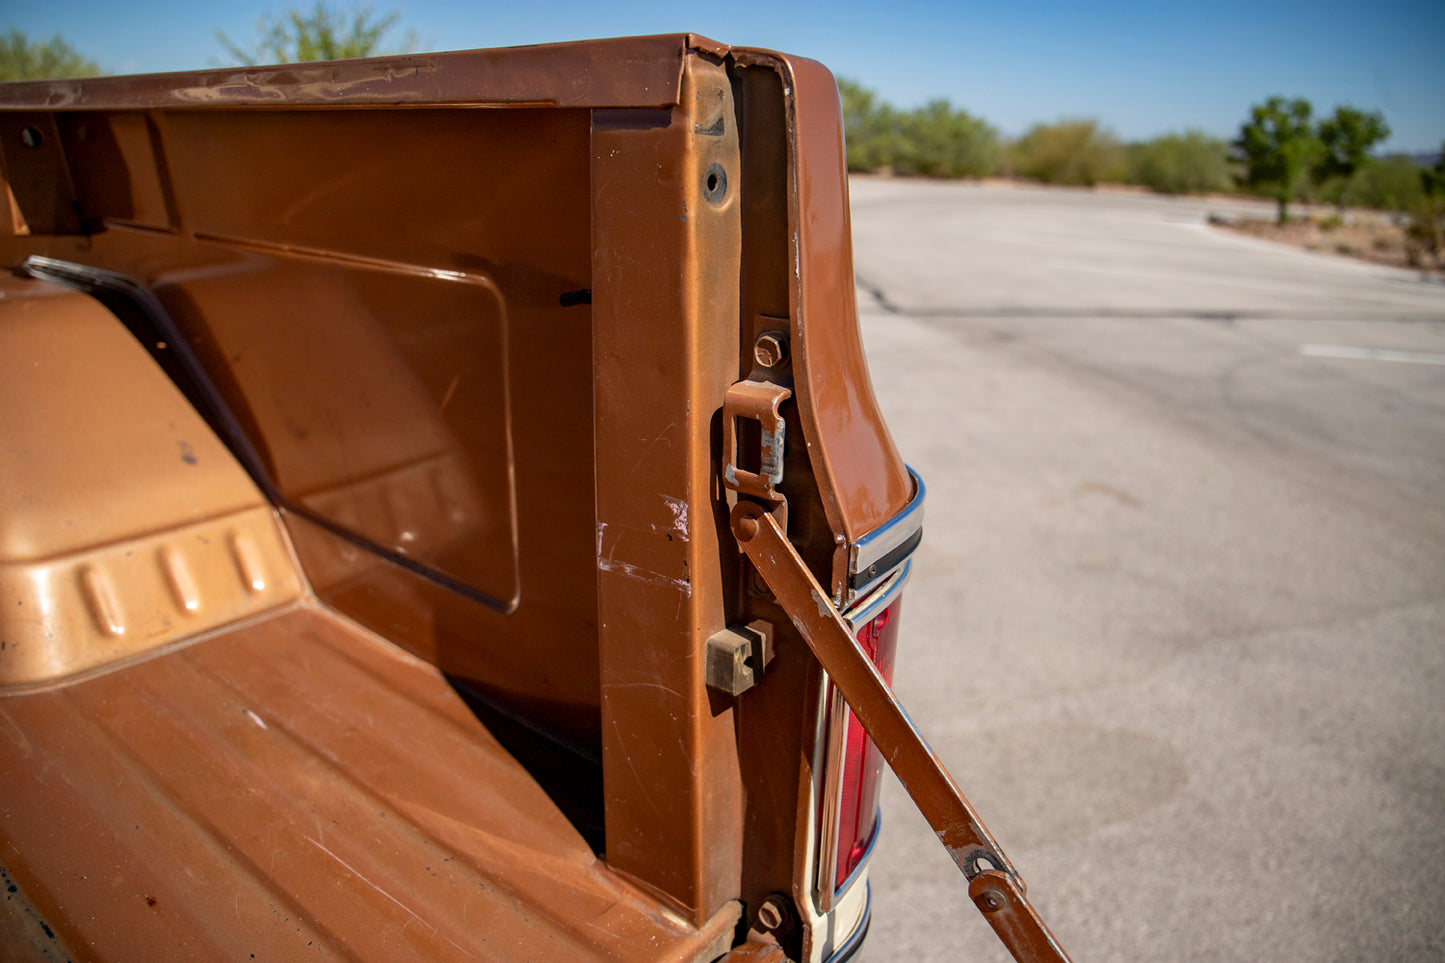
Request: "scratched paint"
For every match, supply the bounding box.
[809,589,832,620]
[597,557,692,596]
[661,496,689,539]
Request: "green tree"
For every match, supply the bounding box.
[217,2,416,66]
[1127,130,1233,195]
[1009,119,1126,186]
[1236,96,1320,224]
[0,31,101,81]
[1316,106,1390,212]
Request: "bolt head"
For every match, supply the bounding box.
[753,332,788,368]
[756,899,785,930]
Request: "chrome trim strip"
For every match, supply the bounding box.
[816,560,910,907]
[825,882,872,963]
[848,467,925,591]
[841,561,912,633]
[814,677,849,910]
[833,814,882,897]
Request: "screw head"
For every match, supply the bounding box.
[980,889,1006,912]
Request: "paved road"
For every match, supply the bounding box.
[846,179,1445,963]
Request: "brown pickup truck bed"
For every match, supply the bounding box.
[1,605,732,960]
[0,272,733,959]
[0,32,1060,963]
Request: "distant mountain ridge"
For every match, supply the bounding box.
[1399,150,1443,168]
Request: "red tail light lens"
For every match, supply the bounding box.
[833,596,902,889]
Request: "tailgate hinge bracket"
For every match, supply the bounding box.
[722,380,791,501]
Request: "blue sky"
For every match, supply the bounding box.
[5,0,1443,150]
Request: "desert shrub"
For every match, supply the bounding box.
[838,78,899,173]
[1127,130,1233,194]
[0,30,100,80]
[1405,147,1445,267]
[1404,196,1444,267]
[837,79,1000,178]
[1337,156,1428,212]
[891,99,1001,178]
[1009,119,1127,186]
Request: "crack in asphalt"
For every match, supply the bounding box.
[853,275,1445,323]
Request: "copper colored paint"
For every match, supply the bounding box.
[0,606,738,960]
[0,34,935,961]
[0,274,302,687]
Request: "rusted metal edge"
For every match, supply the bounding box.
[0,863,74,957]
[730,502,1072,963]
[0,34,721,110]
[970,871,1073,963]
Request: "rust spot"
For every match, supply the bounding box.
[145,895,157,907]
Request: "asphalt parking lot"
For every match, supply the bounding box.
[846,179,1445,962]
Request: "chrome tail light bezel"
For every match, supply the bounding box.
[812,468,924,913]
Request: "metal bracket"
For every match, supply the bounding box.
[722,380,791,501]
[729,501,1072,963]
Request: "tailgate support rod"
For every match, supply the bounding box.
[730,502,1071,963]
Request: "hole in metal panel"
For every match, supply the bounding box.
[703,163,727,204]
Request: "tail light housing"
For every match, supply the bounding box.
[832,596,902,888]
[810,468,922,931]
[815,562,911,906]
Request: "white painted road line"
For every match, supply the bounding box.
[1301,344,1445,366]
